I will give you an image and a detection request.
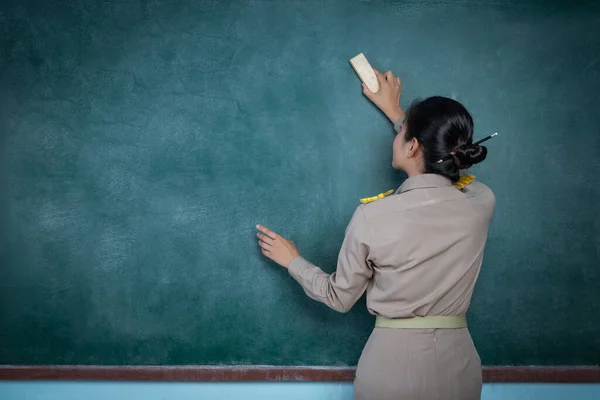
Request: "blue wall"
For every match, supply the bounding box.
[1,382,600,400]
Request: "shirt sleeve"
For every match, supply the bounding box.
[287,207,373,313]
[393,115,405,133]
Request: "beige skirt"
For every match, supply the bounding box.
[354,327,482,400]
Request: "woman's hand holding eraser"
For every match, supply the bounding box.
[350,53,404,123]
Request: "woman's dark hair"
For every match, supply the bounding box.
[404,96,487,182]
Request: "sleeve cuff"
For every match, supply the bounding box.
[393,115,405,133]
[288,256,314,280]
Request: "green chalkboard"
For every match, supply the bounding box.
[1,0,599,367]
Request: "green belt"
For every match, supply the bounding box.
[375,315,467,329]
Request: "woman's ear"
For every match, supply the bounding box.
[407,137,421,159]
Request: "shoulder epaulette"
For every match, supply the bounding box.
[361,175,476,204]
[360,189,394,204]
[454,174,475,190]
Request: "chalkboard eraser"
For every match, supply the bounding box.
[350,53,380,93]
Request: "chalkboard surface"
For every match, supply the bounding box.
[1,0,599,366]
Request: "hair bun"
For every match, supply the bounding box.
[453,144,487,169]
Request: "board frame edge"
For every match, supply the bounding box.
[1,366,599,382]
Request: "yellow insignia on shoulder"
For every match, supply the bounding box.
[454,174,475,190]
[360,189,394,204]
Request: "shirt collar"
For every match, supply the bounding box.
[396,174,453,194]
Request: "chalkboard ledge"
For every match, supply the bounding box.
[1,366,599,382]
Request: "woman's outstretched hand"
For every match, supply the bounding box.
[256,225,300,268]
[362,69,404,123]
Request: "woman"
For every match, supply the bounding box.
[256,69,494,400]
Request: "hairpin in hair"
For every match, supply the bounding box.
[437,132,498,164]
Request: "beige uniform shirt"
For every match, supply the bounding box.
[288,174,495,318]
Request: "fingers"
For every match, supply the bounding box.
[257,233,273,257]
[385,70,395,83]
[255,225,298,268]
[385,71,402,89]
[257,232,274,247]
[256,225,277,240]
[374,69,400,89]
[256,225,277,257]
[362,83,374,97]
[373,69,386,86]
